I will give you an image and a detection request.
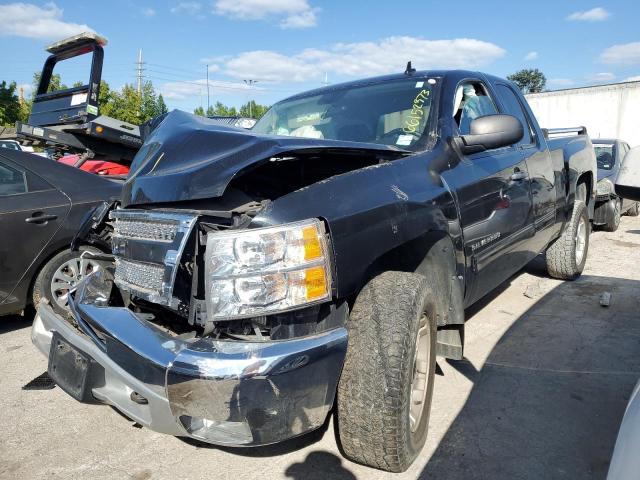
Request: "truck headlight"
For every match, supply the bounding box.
[204,219,332,320]
[597,179,614,196]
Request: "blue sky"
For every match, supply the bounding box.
[1,1,639,112]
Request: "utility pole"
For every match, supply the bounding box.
[243,79,258,117]
[136,49,144,96]
[206,65,210,114]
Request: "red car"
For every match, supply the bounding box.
[58,154,129,176]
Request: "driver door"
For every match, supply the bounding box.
[445,80,534,305]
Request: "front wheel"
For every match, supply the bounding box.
[545,200,589,280]
[337,271,438,472]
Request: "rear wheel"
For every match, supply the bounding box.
[337,271,438,472]
[545,200,589,280]
[32,247,102,315]
[602,197,621,232]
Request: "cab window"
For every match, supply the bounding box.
[453,81,498,135]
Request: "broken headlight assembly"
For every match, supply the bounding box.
[204,219,332,320]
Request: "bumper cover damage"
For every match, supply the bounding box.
[31,271,348,446]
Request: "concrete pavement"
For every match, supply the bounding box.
[1,217,639,479]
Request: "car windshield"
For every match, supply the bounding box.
[0,141,20,151]
[253,78,435,150]
[594,144,615,170]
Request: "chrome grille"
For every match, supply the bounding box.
[114,258,164,294]
[110,209,198,307]
[113,218,179,242]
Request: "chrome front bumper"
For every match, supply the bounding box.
[31,278,347,446]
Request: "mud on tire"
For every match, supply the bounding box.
[336,271,438,472]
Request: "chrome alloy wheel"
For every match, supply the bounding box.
[410,313,431,432]
[575,216,587,265]
[50,256,101,309]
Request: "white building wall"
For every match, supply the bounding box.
[525,81,640,147]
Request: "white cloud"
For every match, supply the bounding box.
[587,72,615,83]
[159,78,258,100]
[600,42,640,66]
[567,7,610,22]
[213,0,318,29]
[220,37,506,83]
[524,51,539,61]
[141,7,156,16]
[171,2,202,15]
[548,78,575,87]
[624,75,640,82]
[0,3,94,40]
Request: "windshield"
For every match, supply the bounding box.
[253,78,435,150]
[594,144,615,170]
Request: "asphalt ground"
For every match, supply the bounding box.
[2,216,639,479]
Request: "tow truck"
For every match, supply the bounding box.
[15,32,141,174]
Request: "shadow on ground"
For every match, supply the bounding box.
[419,275,640,479]
[175,273,640,479]
[0,312,34,335]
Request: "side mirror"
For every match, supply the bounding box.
[455,114,524,154]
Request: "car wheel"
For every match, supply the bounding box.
[545,200,590,280]
[626,202,639,217]
[337,271,437,472]
[32,247,102,315]
[603,197,621,232]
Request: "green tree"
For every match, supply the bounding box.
[0,81,21,125]
[105,84,142,124]
[157,94,168,115]
[193,106,205,116]
[140,81,159,121]
[507,69,546,94]
[32,72,67,93]
[239,100,269,119]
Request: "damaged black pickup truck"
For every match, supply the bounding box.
[32,70,597,472]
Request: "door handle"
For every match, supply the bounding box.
[510,171,528,181]
[25,213,58,224]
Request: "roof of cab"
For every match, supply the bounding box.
[280,70,499,103]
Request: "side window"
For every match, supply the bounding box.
[453,81,498,135]
[495,84,533,146]
[0,162,27,196]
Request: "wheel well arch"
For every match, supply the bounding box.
[355,230,464,328]
[576,171,594,209]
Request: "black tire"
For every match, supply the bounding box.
[602,198,621,232]
[545,200,589,280]
[626,202,639,217]
[32,246,102,316]
[337,271,438,472]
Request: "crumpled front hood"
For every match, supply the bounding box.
[122,110,407,207]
